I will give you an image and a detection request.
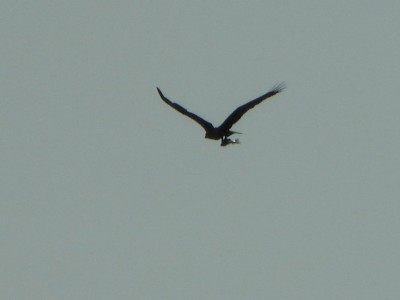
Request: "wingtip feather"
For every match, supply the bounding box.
[156,87,164,97]
[272,82,286,93]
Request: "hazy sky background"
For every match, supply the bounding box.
[2,1,400,299]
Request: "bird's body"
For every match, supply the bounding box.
[157,83,285,146]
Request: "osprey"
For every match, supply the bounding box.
[157,83,285,146]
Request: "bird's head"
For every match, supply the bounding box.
[204,132,214,139]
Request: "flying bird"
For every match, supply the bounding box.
[157,83,285,146]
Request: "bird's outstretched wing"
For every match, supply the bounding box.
[218,82,285,131]
[157,87,214,132]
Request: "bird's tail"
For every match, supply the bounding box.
[229,130,242,136]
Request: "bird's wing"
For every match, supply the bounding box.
[157,87,214,132]
[218,82,285,131]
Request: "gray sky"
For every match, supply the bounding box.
[2,1,400,299]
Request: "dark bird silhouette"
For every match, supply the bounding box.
[157,83,285,146]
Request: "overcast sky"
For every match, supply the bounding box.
[2,1,400,299]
